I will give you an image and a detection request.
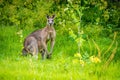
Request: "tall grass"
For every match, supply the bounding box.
[0,26,120,80]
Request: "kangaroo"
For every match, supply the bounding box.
[22,37,38,58]
[22,15,56,59]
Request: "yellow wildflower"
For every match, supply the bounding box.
[94,57,101,63]
[90,56,101,63]
[80,59,85,67]
[74,53,82,58]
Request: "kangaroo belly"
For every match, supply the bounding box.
[47,34,50,40]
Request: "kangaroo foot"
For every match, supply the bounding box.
[46,54,52,59]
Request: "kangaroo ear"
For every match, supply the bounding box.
[52,14,55,18]
[46,14,49,19]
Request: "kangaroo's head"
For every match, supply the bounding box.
[47,15,55,27]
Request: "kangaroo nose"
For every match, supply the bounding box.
[49,21,53,24]
[49,21,53,25]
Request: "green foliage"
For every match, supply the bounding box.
[0,0,53,28]
[0,0,119,29]
[52,0,119,30]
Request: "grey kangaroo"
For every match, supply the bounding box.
[22,15,56,59]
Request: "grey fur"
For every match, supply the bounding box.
[22,15,56,59]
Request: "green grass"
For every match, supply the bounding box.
[0,56,120,80]
[0,26,120,80]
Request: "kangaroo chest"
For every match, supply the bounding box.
[42,27,56,41]
[47,31,53,40]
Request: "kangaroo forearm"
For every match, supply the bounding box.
[50,41,55,54]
